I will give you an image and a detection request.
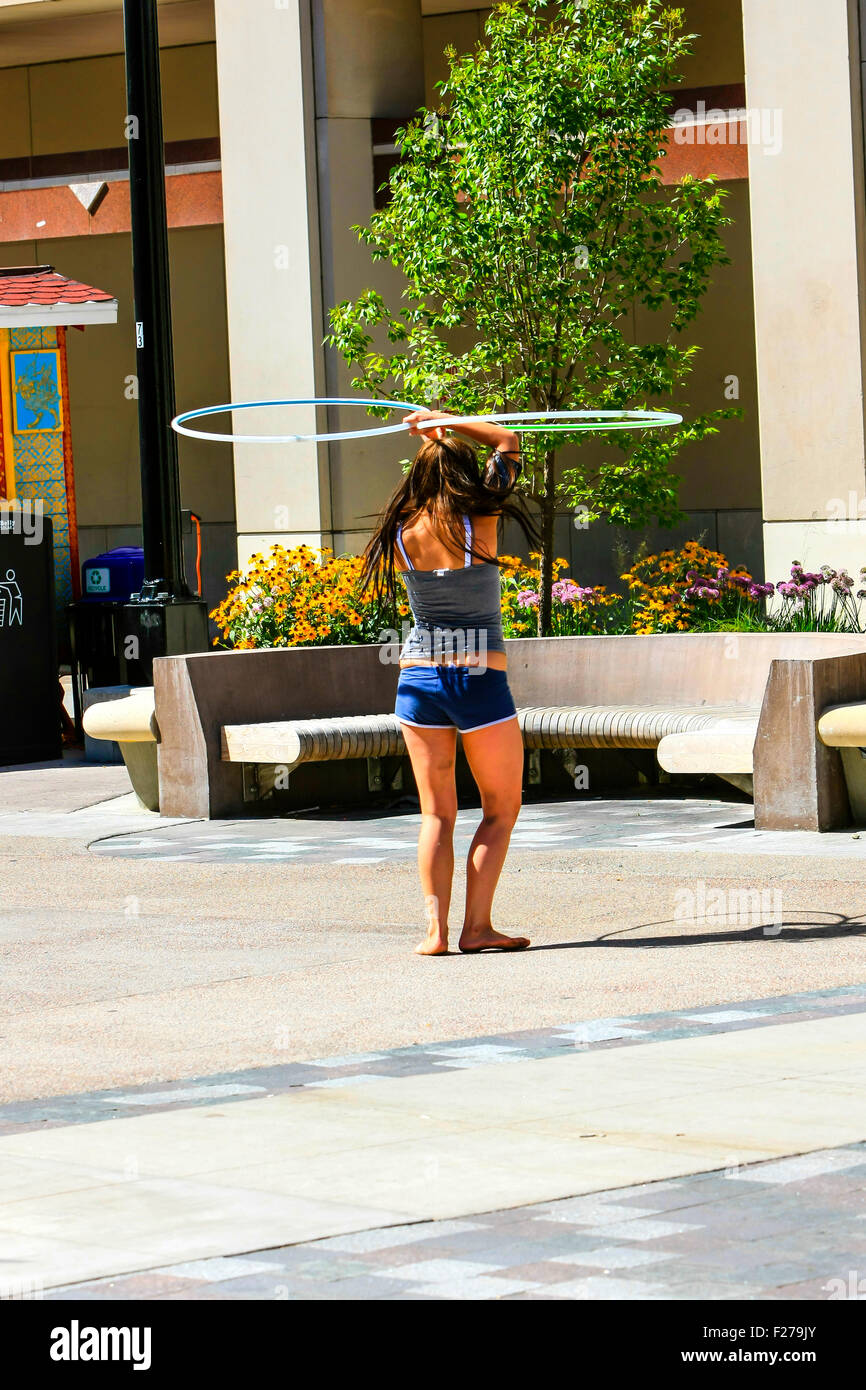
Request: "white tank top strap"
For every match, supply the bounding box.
[463,515,472,568]
[395,522,414,571]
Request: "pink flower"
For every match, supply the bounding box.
[552,578,593,604]
[517,589,539,608]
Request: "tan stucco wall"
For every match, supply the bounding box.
[0,41,219,159]
[677,0,745,87]
[0,226,233,530]
[652,179,760,514]
[423,8,489,109]
[421,1,745,109]
[0,66,30,159]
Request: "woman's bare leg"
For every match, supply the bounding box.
[459,716,529,952]
[400,722,458,954]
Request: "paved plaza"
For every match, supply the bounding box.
[2,756,866,1300]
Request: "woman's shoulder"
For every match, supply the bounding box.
[468,511,499,562]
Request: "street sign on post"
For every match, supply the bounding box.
[121,0,208,674]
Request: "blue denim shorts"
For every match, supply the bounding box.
[395,665,517,733]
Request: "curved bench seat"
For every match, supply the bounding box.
[816,703,866,822]
[82,688,159,811]
[220,703,759,766]
[656,720,759,796]
[817,702,866,748]
[82,688,158,744]
[518,704,758,751]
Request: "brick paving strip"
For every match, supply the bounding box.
[44,1143,866,1301]
[1,982,863,1137]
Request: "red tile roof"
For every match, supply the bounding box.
[0,265,114,309]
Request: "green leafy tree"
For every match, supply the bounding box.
[328,0,737,633]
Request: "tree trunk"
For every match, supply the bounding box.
[537,448,556,636]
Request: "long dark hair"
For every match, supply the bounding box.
[362,436,538,607]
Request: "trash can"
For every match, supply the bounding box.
[68,546,145,735]
[0,513,61,766]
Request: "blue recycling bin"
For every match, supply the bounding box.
[81,546,145,602]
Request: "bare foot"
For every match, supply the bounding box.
[459,927,530,954]
[415,933,449,956]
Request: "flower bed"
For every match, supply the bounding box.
[210,542,866,649]
[211,545,409,650]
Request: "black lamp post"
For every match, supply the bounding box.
[120,0,208,680]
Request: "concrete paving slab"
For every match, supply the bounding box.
[0,756,132,814]
[1,1012,864,1289]
[3,813,866,1100]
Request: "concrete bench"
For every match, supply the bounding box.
[81,687,159,811]
[150,634,866,827]
[817,702,866,823]
[221,703,760,786]
[656,719,759,796]
[221,703,761,803]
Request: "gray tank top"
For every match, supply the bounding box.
[396,514,505,662]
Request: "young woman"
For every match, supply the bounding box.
[362,406,538,956]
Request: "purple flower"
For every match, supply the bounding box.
[517,589,539,608]
[551,578,596,605]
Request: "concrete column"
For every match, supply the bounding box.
[313,0,424,553]
[742,0,866,582]
[214,0,423,571]
[214,0,329,570]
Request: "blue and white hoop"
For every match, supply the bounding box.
[171,397,425,444]
[170,398,683,444]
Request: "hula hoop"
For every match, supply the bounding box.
[170,399,683,445]
[171,397,425,444]
[407,410,683,433]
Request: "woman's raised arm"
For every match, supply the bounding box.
[402,408,519,459]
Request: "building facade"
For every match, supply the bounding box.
[0,0,862,614]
